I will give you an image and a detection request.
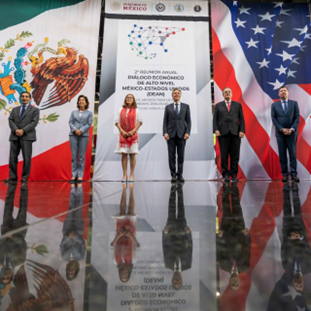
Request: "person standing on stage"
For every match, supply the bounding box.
[115,94,143,182]
[69,95,93,183]
[163,88,191,183]
[213,87,245,182]
[6,92,39,183]
[271,86,300,182]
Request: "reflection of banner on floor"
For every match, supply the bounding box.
[0,0,101,181]
[211,0,311,180]
[94,0,215,181]
[107,232,200,311]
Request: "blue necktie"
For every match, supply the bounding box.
[20,105,26,119]
[283,101,288,114]
[174,103,178,117]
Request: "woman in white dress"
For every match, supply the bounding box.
[115,94,143,182]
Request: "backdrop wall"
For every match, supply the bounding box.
[94,0,216,181]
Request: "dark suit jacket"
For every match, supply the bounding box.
[9,105,40,141]
[163,102,191,138]
[162,230,192,271]
[213,101,245,136]
[0,185,28,269]
[271,100,299,137]
[217,184,250,273]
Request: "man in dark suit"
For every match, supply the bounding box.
[282,183,311,276]
[0,183,29,286]
[163,88,191,183]
[6,92,39,183]
[162,184,192,290]
[213,87,245,182]
[271,86,300,182]
[216,183,250,291]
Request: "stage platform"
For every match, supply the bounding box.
[0,180,310,310]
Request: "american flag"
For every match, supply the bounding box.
[211,0,311,180]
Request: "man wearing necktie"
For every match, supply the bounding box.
[162,184,192,290]
[213,87,245,182]
[6,92,39,183]
[163,88,191,183]
[271,86,300,182]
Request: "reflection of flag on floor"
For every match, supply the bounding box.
[211,0,311,180]
[0,0,101,181]
[0,182,90,239]
[217,182,311,310]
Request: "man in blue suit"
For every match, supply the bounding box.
[163,88,191,183]
[271,86,300,182]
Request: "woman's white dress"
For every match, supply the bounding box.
[114,108,143,154]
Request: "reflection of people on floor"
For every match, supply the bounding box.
[60,184,86,281]
[282,183,311,276]
[0,184,29,290]
[162,183,192,290]
[216,182,250,291]
[267,183,311,310]
[110,183,140,283]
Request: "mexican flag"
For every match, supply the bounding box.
[0,0,101,180]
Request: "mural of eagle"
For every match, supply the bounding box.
[29,40,89,110]
[7,260,74,311]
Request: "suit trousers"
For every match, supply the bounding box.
[2,185,28,235]
[63,187,84,236]
[9,139,33,180]
[276,134,297,177]
[167,135,186,178]
[218,133,240,177]
[69,135,89,178]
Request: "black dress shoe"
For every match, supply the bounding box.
[224,175,230,182]
[77,179,83,184]
[69,179,76,184]
[231,175,239,182]
[282,175,289,183]
[4,178,17,184]
[171,176,177,183]
[21,181,28,188]
[291,175,300,182]
[21,178,28,183]
[177,176,185,183]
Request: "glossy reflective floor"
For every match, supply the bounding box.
[0,181,310,310]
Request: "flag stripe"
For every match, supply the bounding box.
[0,0,84,31]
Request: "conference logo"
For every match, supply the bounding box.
[174,4,184,13]
[128,24,185,60]
[0,34,89,124]
[194,5,202,12]
[156,3,165,12]
[110,1,121,11]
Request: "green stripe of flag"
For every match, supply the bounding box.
[0,0,85,31]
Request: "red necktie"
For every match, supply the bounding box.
[227,101,230,112]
